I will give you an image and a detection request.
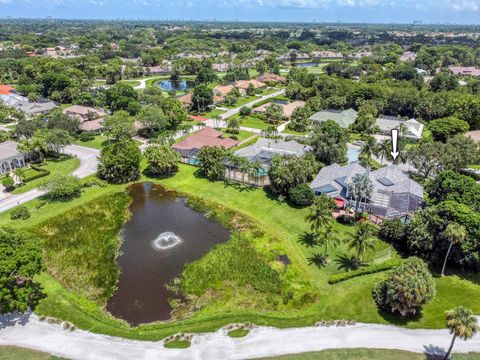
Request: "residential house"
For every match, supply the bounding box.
[212,63,231,72]
[253,100,305,119]
[448,66,480,77]
[63,105,107,132]
[0,141,27,175]
[235,79,267,94]
[353,50,373,59]
[311,50,343,59]
[172,127,239,164]
[309,108,358,128]
[231,137,312,185]
[143,61,172,75]
[177,93,193,109]
[375,116,424,140]
[256,73,287,84]
[213,85,235,98]
[466,130,480,143]
[399,51,417,62]
[310,164,424,219]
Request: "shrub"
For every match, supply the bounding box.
[372,257,436,317]
[10,206,31,220]
[239,106,251,117]
[40,175,82,200]
[79,131,95,142]
[336,214,355,225]
[288,183,314,206]
[24,165,50,183]
[328,259,402,284]
[2,177,14,190]
[82,177,108,188]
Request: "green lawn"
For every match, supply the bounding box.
[237,115,269,130]
[260,349,480,360]
[196,108,226,118]
[227,329,249,338]
[118,80,140,87]
[0,346,61,360]
[222,129,255,142]
[469,164,480,170]
[282,128,308,136]
[163,340,191,349]
[12,157,81,195]
[225,95,262,109]
[75,135,110,150]
[2,165,479,340]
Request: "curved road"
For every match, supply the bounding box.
[0,145,99,213]
[0,313,479,360]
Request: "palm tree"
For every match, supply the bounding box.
[316,225,339,255]
[359,136,376,166]
[349,221,377,260]
[375,139,390,165]
[248,161,263,186]
[305,195,335,235]
[441,223,467,276]
[349,173,373,212]
[443,306,479,360]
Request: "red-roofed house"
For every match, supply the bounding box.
[172,126,239,163]
[0,85,15,95]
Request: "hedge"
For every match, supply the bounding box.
[24,165,50,183]
[328,259,403,285]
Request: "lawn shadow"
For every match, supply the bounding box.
[298,232,318,248]
[222,180,256,193]
[334,253,365,271]
[377,307,423,326]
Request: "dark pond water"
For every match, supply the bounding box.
[157,80,194,91]
[106,182,230,325]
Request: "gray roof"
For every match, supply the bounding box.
[309,108,358,128]
[311,163,424,204]
[18,101,57,115]
[234,138,312,167]
[376,116,424,139]
[0,141,22,161]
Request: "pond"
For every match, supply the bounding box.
[106,182,230,325]
[157,80,194,92]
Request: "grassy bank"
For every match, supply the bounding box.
[0,346,60,360]
[260,349,480,360]
[1,164,478,340]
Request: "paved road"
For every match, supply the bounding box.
[0,145,99,213]
[0,313,479,360]
[219,89,285,120]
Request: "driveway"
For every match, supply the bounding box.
[0,145,99,214]
[0,313,478,360]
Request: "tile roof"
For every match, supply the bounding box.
[309,108,358,128]
[0,85,14,95]
[0,141,22,161]
[172,126,239,151]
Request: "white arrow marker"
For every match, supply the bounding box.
[390,129,399,161]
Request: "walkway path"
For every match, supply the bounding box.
[0,145,99,213]
[0,313,478,360]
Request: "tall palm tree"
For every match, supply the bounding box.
[359,136,376,166]
[305,195,335,235]
[349,221,377,261]
[441,223,467,276]
[443,306,479,360]
[349,173,373,212]
[316,225,339,255]
[375,139,391,165]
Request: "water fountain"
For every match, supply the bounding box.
[151,231,183,250]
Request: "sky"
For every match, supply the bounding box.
[1,0,480,24]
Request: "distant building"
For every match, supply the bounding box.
[63,105,107,132]
[311,50,343,59]
[212,63,231,72]
[399,51,417,62]
[0,141,27,175]
[309,108,358,129]
[172,127,239,163]
[375,116,424,140]
[310,164,424,219]
[234,79,267,93]
[256,73,287,84]
[448,66,480,77]
[0,85,57,116]
[177,93,193,109]
[253,100,305,119]
[213,85,235,98]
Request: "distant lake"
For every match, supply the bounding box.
[157,80,194,91]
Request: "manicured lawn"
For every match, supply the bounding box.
[222,129,255,142]
[0,346,59,360]
[225,95,262,109]
[163,340,191,349]
[237,115,269,130]
[118,80,140,87]
[260,349,480,360]
[305,65,328,74]
[469,164,480,170]
[75,135,110,150]
[227,329,249,338]
[196,108,226,118]
[2,165,479,340]
[12,156,81,195]
[282,128,308,136]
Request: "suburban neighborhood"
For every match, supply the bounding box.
[0,11,479,360]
